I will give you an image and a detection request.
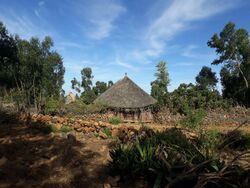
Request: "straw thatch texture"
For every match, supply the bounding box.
[94,76,157,108]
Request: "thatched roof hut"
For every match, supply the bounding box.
[94,74,157,122]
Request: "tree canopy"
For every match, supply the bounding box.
[151,61,170,106]
[0,21,65,111]
[208,22,250,106]
[195,66,218,91]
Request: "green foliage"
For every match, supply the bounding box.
[70,67,112,104]
[151,61,170,106]
[64,99,107,115]
[219,130,250,151]
[109,117,121,125]
[110,128,224,186]
[181,108,205,129]
[93,81,108,96]
[0,22,65,111]
[208,22,250,107]
[30,121,55,134]
[44,97,63,115]
[59,125,72,133]
[168,83,231,114]
[102,127,112,138]
[81,67,93,92]
[196,66,218,90]
[110,127,248,187]
[71,77,81,93]
[196,130,220,157]
[81,90,97,104]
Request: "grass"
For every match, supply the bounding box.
[59,125,72,133]
[102,127,112,138]
[109,117,121,125]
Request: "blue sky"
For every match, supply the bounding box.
[0,0,249,93]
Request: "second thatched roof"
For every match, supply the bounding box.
[94,75,157,108]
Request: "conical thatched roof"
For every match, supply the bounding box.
[94,75,157,108]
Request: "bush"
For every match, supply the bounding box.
[109,117,121,125]
[181,108,205,129]
[195,130,220,157]
[219,130,250,151]
[64,100,107,115]
[60,125,72,133]
[102,127,112,138]
[44,97,63,115]
[110,127,249,187]
[30,121,55,134]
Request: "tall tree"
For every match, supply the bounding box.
[208,22,250,106]
[93,81,107,96]
[81,67,93,92]
[14,36,65,110]
[0,22,18,90]
[195,66,218,90]
[71,77,81,93]
[151,61,170,105]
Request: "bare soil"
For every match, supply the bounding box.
[0,122,113,188]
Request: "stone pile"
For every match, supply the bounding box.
[30,114,151,138]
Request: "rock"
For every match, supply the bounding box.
[39,115,51,122]
[65,92,76,104]
[103,183,111,188]
[54,123,62,130]
[111,129,120,137]
[99,131,108,139]
[0,157,7,166]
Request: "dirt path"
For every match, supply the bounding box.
[0,122,113,188]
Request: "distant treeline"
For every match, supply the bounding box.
[1,21,250,114]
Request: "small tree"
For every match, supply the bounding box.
[151,61,170,106]
[196,66,218,91]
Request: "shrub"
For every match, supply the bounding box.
[195,130,220,157]
[181,108,205,129]
[64,100,107,115]
[44,97,63,115]
[109,117,121,125]
[110,127,248,187]
[60,125,72,133]
[219,130,250,151]
[102,127,112,138]
[30,121,55,134]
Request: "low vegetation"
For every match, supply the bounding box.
[110,127,250,187]
[29,121,72,134]
[109,117,121,125]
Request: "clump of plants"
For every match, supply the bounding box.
[181,107,205,129]
[30,121,55,134]
[218,122,250,151]
[102,127,112,138]
[59,125,72,133]
[109,117,121,125]
[110,127,250,187]
[44,97,64,115]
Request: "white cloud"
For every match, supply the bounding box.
[0,9,49,39]
[78,0,126,40]
[136,0,236,59]
[114,56,133,69]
